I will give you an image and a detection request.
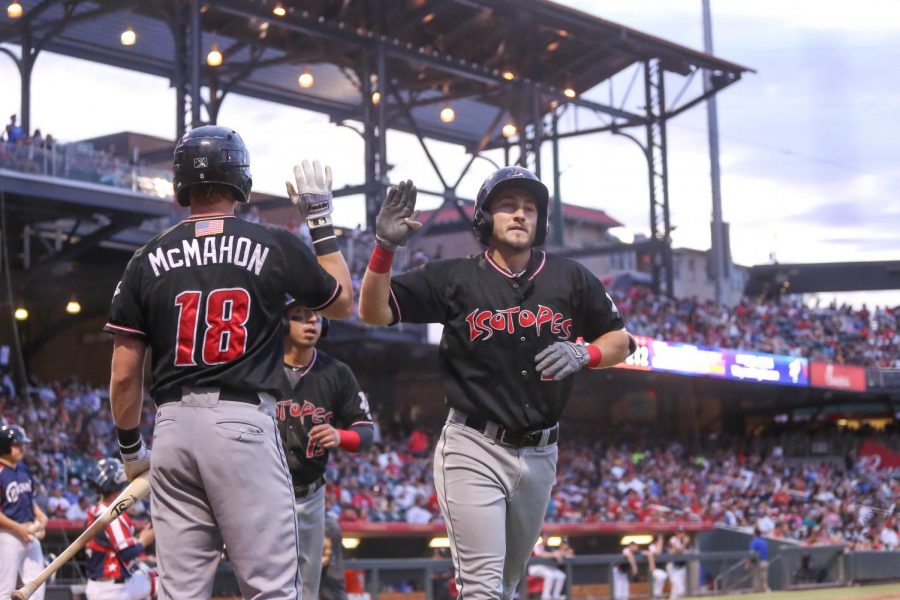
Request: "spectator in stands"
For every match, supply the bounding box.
[5,114,24,144]
[46,484,71,518]
[65,495,91,521]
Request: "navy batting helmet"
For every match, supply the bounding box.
[473,166,550,247]
[0,425,31,455]
[283,296,329,338]
[90,458,127,496]
[173,125,252,207]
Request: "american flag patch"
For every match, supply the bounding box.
[195,219,224,237]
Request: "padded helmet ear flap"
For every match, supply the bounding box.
[319,316,330,338]
[282,316,290,333]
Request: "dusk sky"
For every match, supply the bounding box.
[2,0,897,305]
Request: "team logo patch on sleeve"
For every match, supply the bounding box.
[195,219,224,237]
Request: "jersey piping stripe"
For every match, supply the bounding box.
[307,282,342,311]
[181,214,237,223]
[104,323,147,337]
[527,251,547,281]
[270,423,304,597]
[288,349,317,379]
[388,288,402,324]
[437,423,466,598]
[349,421,375,427]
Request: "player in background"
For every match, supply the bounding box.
[527,533,567,600]
[0,425,47,600]
[105,126,353,599]
[319,516,347,600]
[647,535,668,599]
[358,167,635,599]
[612,540,640,600]
[666,529,691,599]
[278,299,375,599]
[84,458,157,600]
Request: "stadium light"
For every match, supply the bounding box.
[439,105,455,123]
[341,537,360,549]
[14,307,28,321]
[546,536,562,547]
[563,86,577,99]
[66,300,81,315]
[272,2,286,17]
[298,70,314,89]
[207,43,223,67]
[501,70,515,81]
[371,91,381,105]
[502,123,517,138]
[120,25,137,46]
[621,534,655,546]
[7,1,22,19]
[428,537,450,548]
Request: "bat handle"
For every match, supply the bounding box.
[12,581,40,600]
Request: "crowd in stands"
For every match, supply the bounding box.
[613,287,898,368]
[1,375,898,550]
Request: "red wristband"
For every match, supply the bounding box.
[368,246,395,274]
[586,344,603,368]
[337,429,361,452]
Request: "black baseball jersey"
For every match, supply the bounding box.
[388,250,625,431]
[277,350,373,485]
[104,214,340,400]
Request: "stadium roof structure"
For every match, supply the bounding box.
[1,0,752,296]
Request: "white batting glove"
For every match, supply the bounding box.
[285,159,334,228]
[121,443,151,481]
[535,341,590,380]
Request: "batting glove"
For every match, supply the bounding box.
[535,341,590,380]
[374,180,421,250]
[286,159,334,229]
[121,442,151,481]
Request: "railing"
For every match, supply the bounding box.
[0,141,173,199]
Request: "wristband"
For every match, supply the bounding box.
[309,223,339,255]
[337,429,361,452]
[116,427,142,453]
[586,344,603,368]
[368,245,394,274]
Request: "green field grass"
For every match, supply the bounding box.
[702,583,900,599]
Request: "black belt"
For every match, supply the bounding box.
[294,477,325,499]
[448,409,558,449]
[156,387,261,406]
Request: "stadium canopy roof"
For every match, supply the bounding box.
[0,0,752,151]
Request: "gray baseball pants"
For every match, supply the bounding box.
[433,410,558,600]
[150,389,302,599]
[295,486,326,600]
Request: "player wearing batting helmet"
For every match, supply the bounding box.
[0,425,47,600]
[104,125,353,599]
[278,297,376,600]
[358,166,635,599]
[84,458,157,600]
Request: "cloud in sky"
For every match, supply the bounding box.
[1,0,897,281]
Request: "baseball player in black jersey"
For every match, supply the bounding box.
[104,125,353,599]
[278,298,375,599]
[358,167,635,599]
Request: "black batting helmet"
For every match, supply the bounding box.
[0,425,31,455]
[90,458,127,496]
[473,166,550,247]
[173,125,252,207]
[283,296,329,338]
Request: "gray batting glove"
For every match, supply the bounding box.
[285,159,333,228]
[375,180,421,250]
[535,341,590,380]
[121,444,151,481]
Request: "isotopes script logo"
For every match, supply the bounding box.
[275,399,333,425]
[466,305,572,342]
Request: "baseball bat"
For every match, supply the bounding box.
[12,472,151,600]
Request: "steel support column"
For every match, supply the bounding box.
[643,60,674,297]
[189,0,203,128]
[551,110,563,247]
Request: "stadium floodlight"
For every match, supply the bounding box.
[341,537,360,549]
[502,123,517,138]
[7,1,23,19]
[207,43,223,67]
[501,70,515,81]
[298,70,314,88]
[66,300,81,315]
[14,307,28,321]
[439,106,455,123]
[272,2,286,17]
[120,25,136,46]
[563,86,577,99]
[371,91,381,105]
[428,537,450,548]
[546,536,562,547]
